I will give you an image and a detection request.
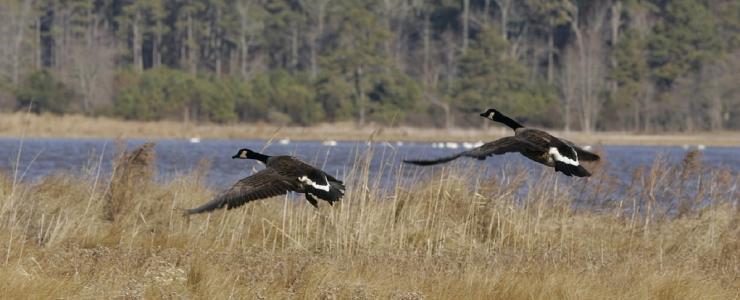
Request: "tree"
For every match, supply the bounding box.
[647,0,721,87]
[15,70,77,114]
[609,29,649,131]
[455,27,556,127]
[323,1,391,126]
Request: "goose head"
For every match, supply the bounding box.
[232,148,256,159]
[480,108,501,121]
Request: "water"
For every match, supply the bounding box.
[1,138,738,191]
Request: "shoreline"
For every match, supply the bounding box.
[1,112,739,146]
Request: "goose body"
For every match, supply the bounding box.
[185,149,344,215]
[404,109,599,177]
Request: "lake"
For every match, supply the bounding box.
[1,138,738,194]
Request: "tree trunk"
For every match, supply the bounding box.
[309,38,317,78]
[497,0,510,41]
[240,35,250,78]
[238,2,251,78]
[187,13,196,76]
[291,23,298,71]
[12,0,33,85]
[483,0,490,26]
[35,17,41,70]
[443,31,457,91]
[422,14,431,86]
[214,5,222,77]
[547,31,554,84]
[709,78,723,131]
[462,0,469,54]
[133,10,142,72]
[355,66,365,127]
[154,20,162,68]
[609,1,621,94]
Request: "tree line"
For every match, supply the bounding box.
[0,0,738,131]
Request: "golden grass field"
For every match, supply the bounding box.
[2,112,740,146]
[0,142,737,299]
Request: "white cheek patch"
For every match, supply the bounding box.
[548,147,579,166]
[298,175,331,192]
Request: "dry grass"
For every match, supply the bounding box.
[0,145,738,299]
[2,112,740,146]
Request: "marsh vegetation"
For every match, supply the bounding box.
[0,144,737,299]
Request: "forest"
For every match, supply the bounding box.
[0,0,738,132]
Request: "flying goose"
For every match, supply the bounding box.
[185,149,345,215]
[404,109,600,177]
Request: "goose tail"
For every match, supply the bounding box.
[554,162,591,177]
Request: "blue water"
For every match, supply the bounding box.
[0,138,738,191]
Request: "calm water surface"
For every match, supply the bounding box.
[1,138,738,192]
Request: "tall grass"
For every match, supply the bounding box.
[0,145,737,299]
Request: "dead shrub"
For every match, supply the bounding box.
[103,142,155,221]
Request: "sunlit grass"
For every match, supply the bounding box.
[0,144,737,299]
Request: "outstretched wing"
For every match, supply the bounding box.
[184,169,295,215]
[404,137,545,166]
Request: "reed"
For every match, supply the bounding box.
[0,146,737,299]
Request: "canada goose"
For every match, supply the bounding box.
[404,109,600,177]
[185,149,345,215]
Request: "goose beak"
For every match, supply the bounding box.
[479,112,488,117]
[232,154,239,159]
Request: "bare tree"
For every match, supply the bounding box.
[236,0,263,79]
[493,0,512,41]
[134,10,143,72]
[566,2,608,132]
[561,47,577,132]
[462,0,469,54]
[59,30,116,113]
[0,0,35,85]
[302,0,330,78]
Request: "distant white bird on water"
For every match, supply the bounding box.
[278,138,290,145]
[462,142,475,149]
[322,140,338,147]
[189,137,201,143]
[697,144,706,151]
[445,142,459,149]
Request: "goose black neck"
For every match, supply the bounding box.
[248,151,270,163]
[494,113,524,130]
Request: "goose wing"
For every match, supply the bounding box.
[559,138,600,161]
[184,169,295,215]
[404,137,545,166]
[269,156,345,204]
[547,139,593,177]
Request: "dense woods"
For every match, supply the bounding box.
[0,0,738,131]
